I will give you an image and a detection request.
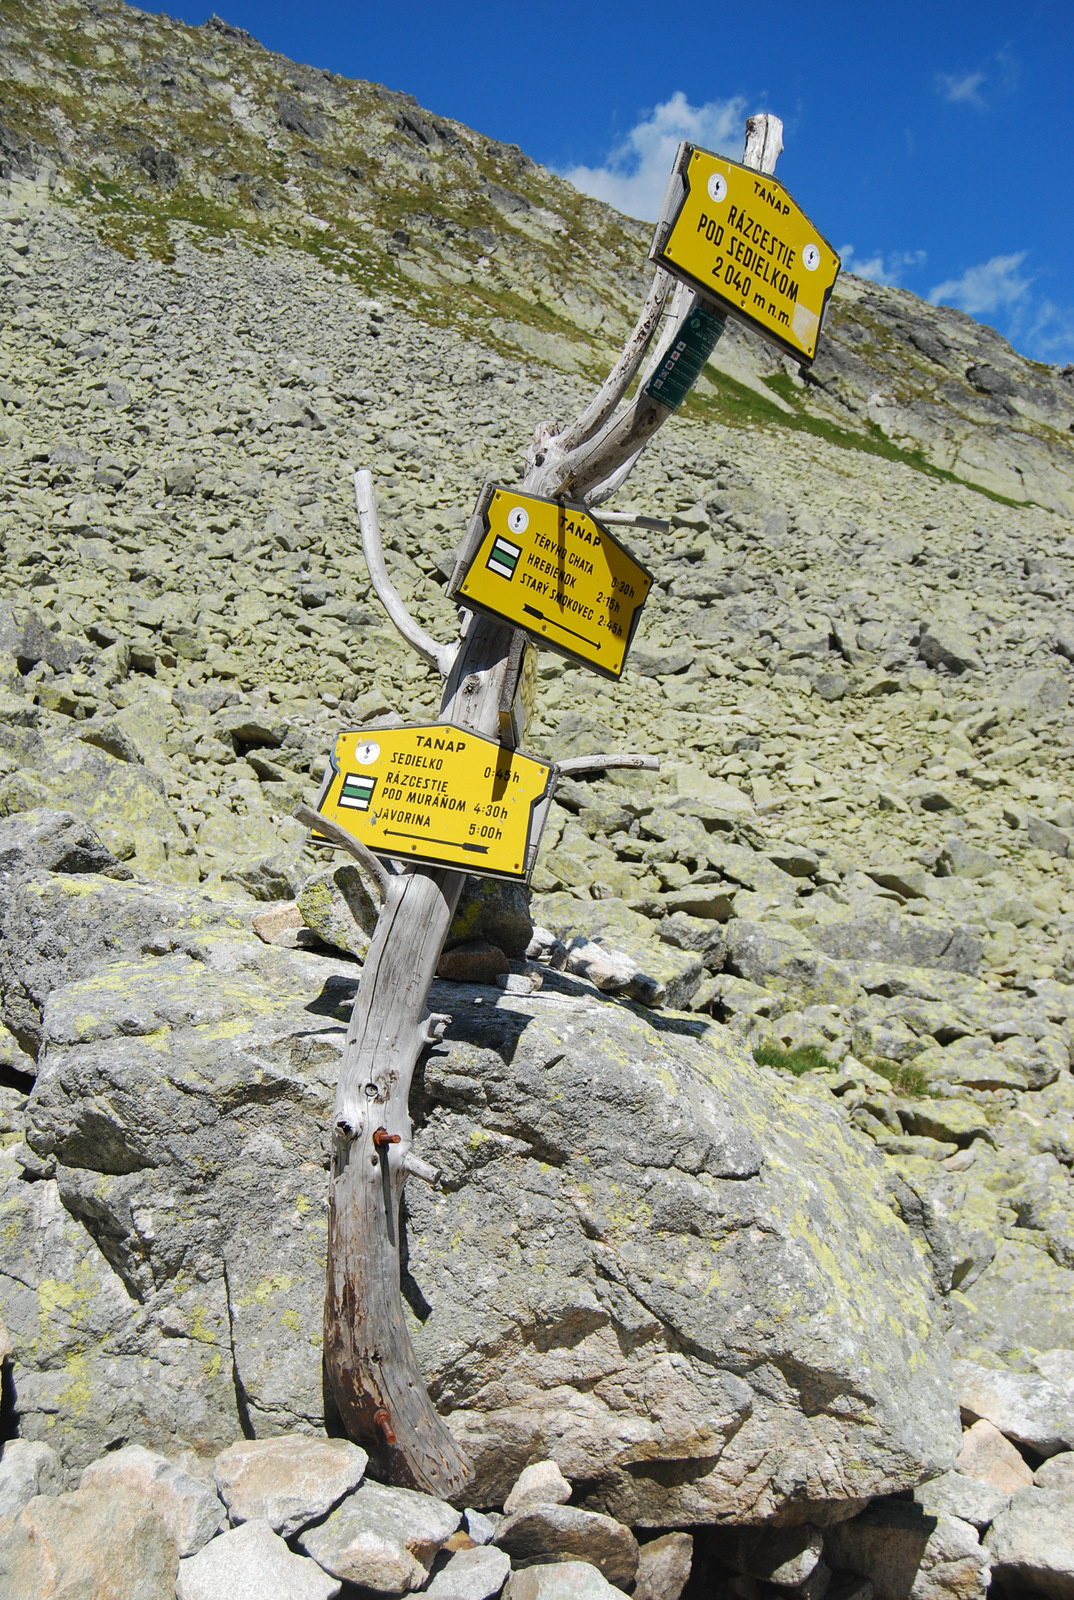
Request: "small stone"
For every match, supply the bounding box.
[956,1419,1035,1493]
[985,1486,1074,1599]
[918,621,983,674]
[252,901,304,944]
[504,1560,627,1600]
[914,1469,1011,1532]
[727,1524,822,1586]
[176,1518,341,1600]
[503,1460,572,1514]
[633,1532,693,1600]
[82,1443,225,1556]
[466,1508,501,1545]
[299,1480,460,1591]
[1036,1452,1074,1492]
[494,1504,639,1589]
[955,1359,1074,1456]
[0,1439,63,1520]
[426,1544,512,1600]
[212,1436,367,1539]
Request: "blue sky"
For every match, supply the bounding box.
[164,0,1073,367]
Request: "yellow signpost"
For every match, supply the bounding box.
[651,144,840,363]
[313,723,554,883]
[451,486,652,681]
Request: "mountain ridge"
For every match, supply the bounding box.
[2,0,1073,513]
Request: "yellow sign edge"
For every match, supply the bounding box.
[449,485,655,683]
[652,143,841,365]
[308,720,556,886]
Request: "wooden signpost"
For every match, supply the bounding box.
[450,484,653,680]
[650,142,840,363]
[312,723,554,881]
[293,112,836,1498]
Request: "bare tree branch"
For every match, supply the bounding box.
[293,801,393,901]
[553,267,672,454]
[557,753,661,776]
[354,470,455,676]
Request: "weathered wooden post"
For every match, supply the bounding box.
[296,112,840,1496]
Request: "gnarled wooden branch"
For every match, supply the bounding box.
[293,802,393,900]
[354,470,455,676]
[557,753,661,776]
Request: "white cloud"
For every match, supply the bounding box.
[934,48,1019,111]
[560,91,748,222]
[935,69,987,108]
[839,245,927,286]
[929,252,1032,315]
[1023,299,1074,363]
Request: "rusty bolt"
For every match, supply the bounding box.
[374,1407,396,1443]
[373,1128,400,1149]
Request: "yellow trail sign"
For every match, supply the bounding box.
[313,723,554,883]
[452,486,652,681]
[651,144,840,363]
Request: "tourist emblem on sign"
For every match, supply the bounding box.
[450,485,653,680]
[651,143,840,363]
[312,723,554,883]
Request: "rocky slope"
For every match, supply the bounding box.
[1,3,1074,1597]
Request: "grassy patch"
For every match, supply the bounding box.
[867,1058,932,1098]
[685,365,1030,509]
[752,1043,836,1076]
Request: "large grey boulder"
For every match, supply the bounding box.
[212,1435,367,1537]
[0,873,358,1467]
[825,1500,991,1600]
[175,1518,341,1600]
[3,926,960,1523]
[81,1443,225,1555]
[0,1483,178,1600]
[406,987,959,1526]
[0,1439,62,1520]
[985,1486,1074,1599]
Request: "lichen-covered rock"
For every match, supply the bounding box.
[296,860,378,958]
[405,985,959,1526]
